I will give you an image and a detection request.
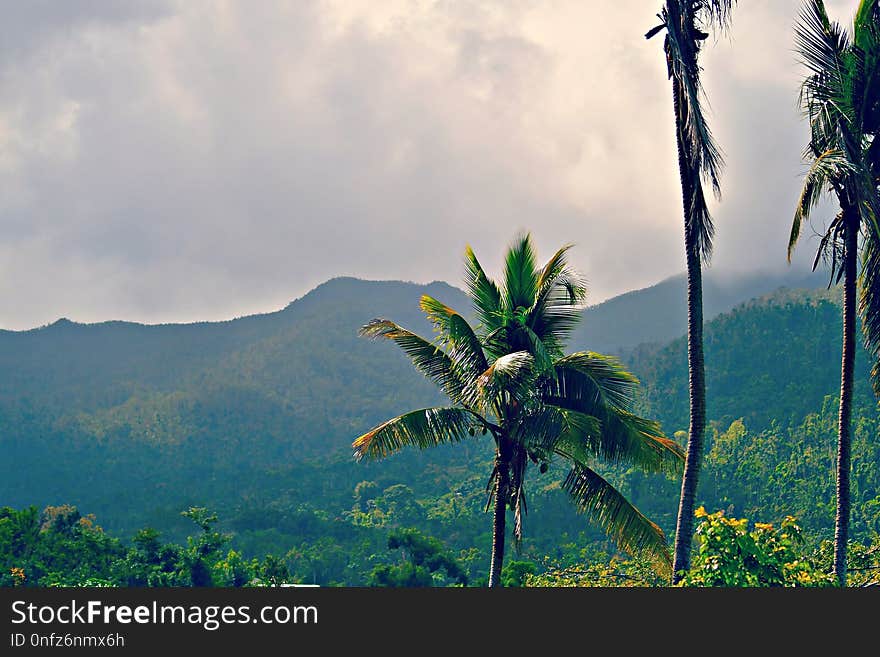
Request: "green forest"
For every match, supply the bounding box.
[3,0,880,588]
[2,276,879,587]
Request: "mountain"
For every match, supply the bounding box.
[1,277,474,531]
[575,266,828,354]
[0,270,840,518]
[0,277,466,415]
[625,285,875,433]
[3,270,877,584]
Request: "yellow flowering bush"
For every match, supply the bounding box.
[680,508,835,587]
[10,566,26,586]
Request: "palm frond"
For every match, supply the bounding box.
[502,233,539,313]
[562,464,672,576]
[860,229,880,395]
[652,0,732,265]
[463,245,504,336]
[510,447,528,545]
[664,3,724,196]
[812,210,848,283]
[419,295,489,384]
[647,1,736,210]
[795,0,853,164]
[353,407,480,460]
[852,2,880,135]
[698,0,736,31]
[793,0,880,277]
[550,352,641,412]
[481,325,511,361]
[790,149,855,260]
[527,249,588,354]
[838,116,880,237]
[359,319,466,401]
[552,409,606,464]
[535,243,576,293]
[481,351,535,384]
[796,0,851,85]
[559,406,682,475]
[521,324,557,375]
[470,351,535,411]
[855,0,880,34]
[510,406,598,454]
[687,178,717,263]
[542,354,684,473]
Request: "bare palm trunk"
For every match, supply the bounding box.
[671,74,707,583]
[835,213,857,587]
[488,440,510,588]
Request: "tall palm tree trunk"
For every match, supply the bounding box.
[835,212,858,587]
[671,75,707,583]
[488,440,511,587]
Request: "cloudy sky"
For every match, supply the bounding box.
[0,0,860,330]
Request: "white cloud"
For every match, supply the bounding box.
[0,0,852,329]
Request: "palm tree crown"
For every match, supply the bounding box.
[353,235,683,585]
[791,0,880,276]
[646,0,734,264]
[646,0,735,582]
[791,0,880,396]
[790,0,880,586]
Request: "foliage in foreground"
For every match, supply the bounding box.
[0,505,290,588]
[368,528,468,587]
[3,502,878,587]
[680,508,835,587]
[525,509,880,588]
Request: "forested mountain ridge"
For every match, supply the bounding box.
[2,277,468,533]
[574,267,827,354]
[2,273,877,584]
[0,277,463,414]
[626,286,875,434]
[0,268,827,458]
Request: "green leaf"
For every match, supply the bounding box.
[527,246,587,355]
[463,245,504,335]
[470,351,535,411]
[543,353,683,473]
[502,233,539,313]
[549,352,640,413]
[562,464,672,576]
[359,319,466,402]
[353,407,480,460]
[419,295,488,384]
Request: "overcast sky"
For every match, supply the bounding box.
[0,0,860,330]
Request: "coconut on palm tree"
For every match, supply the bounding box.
[645,0,735,582]
[790,0,880,587]
[352,234,683,587]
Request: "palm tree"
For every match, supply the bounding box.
[645,0,735,582]
[790,0,880,587]
[353,235,684,586]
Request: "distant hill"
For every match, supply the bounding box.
[0,277,467,416]
[0,279,474,533]
[574,267,828,354]
[625,286,874,434]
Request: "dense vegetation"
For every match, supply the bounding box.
[2,277,878,586]
[628,287,876,433]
